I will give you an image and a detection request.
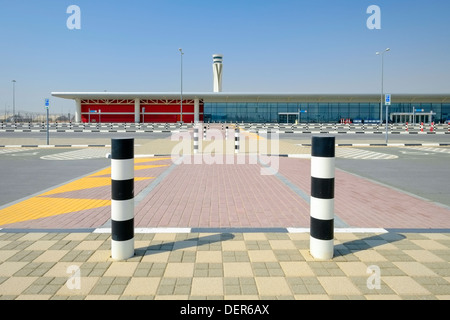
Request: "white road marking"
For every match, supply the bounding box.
[0,148,35,155]
[403,147,450,154]
[40,148,111,160]
[336,148,398,160]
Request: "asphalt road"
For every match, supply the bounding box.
[0,148,110,207]
[335,147,450,208]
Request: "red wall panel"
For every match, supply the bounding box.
[80,100,203,123]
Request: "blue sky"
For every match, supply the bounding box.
[1,0,449,114]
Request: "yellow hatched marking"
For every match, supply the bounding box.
[0,158,168,226]
[40,177,111,196]
[90,164,169,177]
[134,164,169,171]
[89,167,112,177]
[40,176,153,196]
[134,157,171,164]
[0,198,111,225]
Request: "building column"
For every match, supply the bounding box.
[75,99,81,123]
[194,98,200,124]
[134,99,140,123]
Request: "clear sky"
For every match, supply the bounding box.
[1,0,449,115]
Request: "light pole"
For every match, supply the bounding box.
[376,48,390,126]
[12,80,16,122]
[179,48,184,123]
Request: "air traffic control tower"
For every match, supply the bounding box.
[213,54,223,93]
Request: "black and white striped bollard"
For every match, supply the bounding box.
[225,126,229,140]
[111,138,135,260]
[310,136,335,260]
[204,126,207,139]
[235,127,240,153]
[193,127,199,154]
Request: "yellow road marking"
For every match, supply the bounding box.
[0,198,111,225]
[40,177,112,196]
[134,157,171,164]
[40,176,152,196]
[134,164,168,171]
[0,157,169,226]
[240,130,266,141]
[90,163,168,177]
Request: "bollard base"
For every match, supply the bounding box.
[310,237,334,260]
[111,239,135,261]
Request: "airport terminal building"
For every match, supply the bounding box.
[52,55,450,124]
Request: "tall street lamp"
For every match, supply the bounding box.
[179,48,184,123]
[12,80,16,122]
[376,48,390,125]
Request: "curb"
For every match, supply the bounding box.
[0,144,111,148]
[296,143,450,147]
[1,227,449,234]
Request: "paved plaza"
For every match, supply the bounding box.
[0,125,449,301]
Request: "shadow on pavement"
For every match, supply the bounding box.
[334,232,406,257]
[135,233,235,256]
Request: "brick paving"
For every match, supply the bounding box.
[134,157,310,229]
[4,152,449,230]
[0,130,449,301]
[276,157,450,229]
[0,231,449,300]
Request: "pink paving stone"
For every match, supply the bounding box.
[276,157,450,228]
[134,156,311,228]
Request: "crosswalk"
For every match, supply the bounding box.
[0,148,34,155]
[403,146,450,154]
[40,148,111,160]
[336,148,398,160]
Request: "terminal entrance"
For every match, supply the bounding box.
[390,112,436,124]
[278,113,298,124]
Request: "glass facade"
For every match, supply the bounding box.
[204,102,450,123]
